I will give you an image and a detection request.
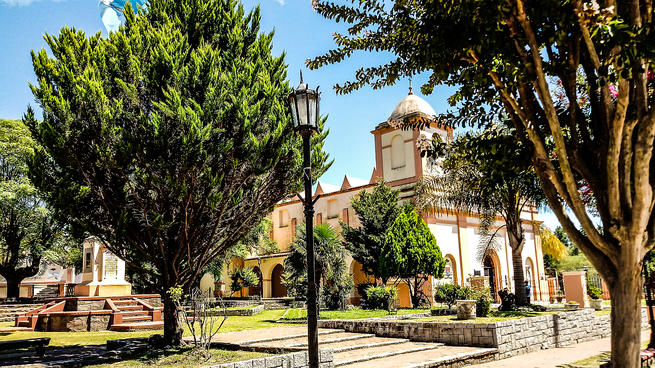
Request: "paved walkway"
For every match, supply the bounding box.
[468,330,650,368]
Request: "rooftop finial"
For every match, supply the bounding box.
[300,70,304,84]
[408,77,413,95]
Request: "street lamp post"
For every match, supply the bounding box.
[288,71,320,368]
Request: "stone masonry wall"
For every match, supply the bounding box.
[495,308,649,357]
[318,308,650,358]
[205,350,334,368]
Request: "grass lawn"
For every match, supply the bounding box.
[85,347,271,368]
[560,341,650,367]
[0,309,295,347]
[595,310,611,317]
[282,307,431,321]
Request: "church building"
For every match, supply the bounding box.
[223,89,547,308]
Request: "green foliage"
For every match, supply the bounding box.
[25,0,330,344]
[364,286,398,310]
[202,218,279,281]
[416,127,544,306]
[555,226,579,256]
[470,287,493,317]
[380,208,445,308]
[587,285,603,300]
[0,118,78,297]
[229,266,260,296]
[340,180,402,284]
[322,273,355,311]
[283,224,353,308]
[434,284,470,309]
[558,254,598,277]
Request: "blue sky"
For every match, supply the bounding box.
[0,0,561,228]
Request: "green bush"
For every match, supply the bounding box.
[230,266,259,296]
[365,286,399,310]
[434,284,470,308]
[470,287,493,317]
[322,275,355,310]
[587,286,602,299]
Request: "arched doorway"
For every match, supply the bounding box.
[483,253,501,302]
[249,266,262,298]
[271,264,287,298]
[349,260,374,306]
[444,254,458,285]
[525,257,536,301]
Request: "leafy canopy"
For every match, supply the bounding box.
[340,180,402,284]
[380,208,445,308]
[25,0,330,344]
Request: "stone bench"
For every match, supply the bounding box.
[0,337,51,357]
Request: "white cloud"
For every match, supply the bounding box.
[1,0,64,6]
[274,0,286,5]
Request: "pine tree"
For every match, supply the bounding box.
[340,180,402,285]
[380,209,445,308]
[25,0,330,345]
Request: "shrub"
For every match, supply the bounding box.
[365,285,399,310]
[587,285,602,300]
[322,275,355,310]
[356,282,375,308]
[229,266,259,297]
[434,284,470,308]
[470,287,493,317]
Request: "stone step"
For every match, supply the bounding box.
[337,346,499,368]
[334,341,443,367]
[322,336,409,352]
[113,300,138,305]
[119,310,150,317]
[122,315,153,323]
[251,332,374,348]
[110,321,163,332]
[116,305,144,311]
[0,304,38,309]
[237,328,344,346]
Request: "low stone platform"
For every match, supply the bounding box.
[1,295,163,333]
[196,326,498,368]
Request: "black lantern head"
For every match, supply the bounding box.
[289,71,320,135]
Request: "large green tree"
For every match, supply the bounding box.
[340,180,402,285]
[0,119,65,299]
[380,209,445,308]
[309,0,654,364]
[416,127,545,305]
[25,0,330,345]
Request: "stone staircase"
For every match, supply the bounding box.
[108,298,163,331]
[33,285,60,300]
[0,304,39,322]
[240,329,498,368]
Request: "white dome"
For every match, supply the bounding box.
[388,89,437,121]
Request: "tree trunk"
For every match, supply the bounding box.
[0,259,41,300]
[162,291,183,346]
[4,275,21,299]
[607,261,643,367]
[511,247,527,305]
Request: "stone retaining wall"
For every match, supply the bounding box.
[318,309,650,359]
[204,350,334,368]
[37,311,112,332]
[190,304,265,317]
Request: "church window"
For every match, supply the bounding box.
[327,199,338,219]
[279,209,288,227]
[390,135,406,169]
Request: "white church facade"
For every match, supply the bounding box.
[221,90,547,308]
